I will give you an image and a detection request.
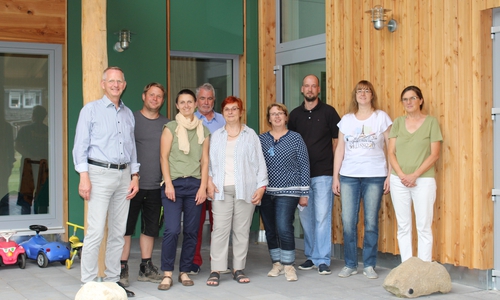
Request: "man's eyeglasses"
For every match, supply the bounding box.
[106,80,124,85]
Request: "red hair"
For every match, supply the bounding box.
[221,96,244,112]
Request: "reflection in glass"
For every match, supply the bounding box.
[280,0,325,43]
[170,57,233,118]
[282,59,326,240]
[0,53,49,216]
[283,59,326,110]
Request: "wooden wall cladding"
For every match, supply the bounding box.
[0,0,66,44]
[326,0,499,270]
[259,0,499,270]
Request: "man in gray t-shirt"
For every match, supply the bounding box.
[120,82,169,287]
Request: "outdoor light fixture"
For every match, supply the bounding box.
[113,29,132,52]
[365,5,397,32]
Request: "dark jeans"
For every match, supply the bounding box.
[260,194,300,265]
[161,177,202,272]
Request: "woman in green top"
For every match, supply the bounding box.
[388,86,443,263]
[158,89,210,290]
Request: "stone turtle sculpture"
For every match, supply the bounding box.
[383,257,452,298]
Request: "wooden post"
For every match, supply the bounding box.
[81,0,108,278]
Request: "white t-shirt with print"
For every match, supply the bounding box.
[337,110,392,177]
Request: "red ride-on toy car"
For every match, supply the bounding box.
[0,231,26,269]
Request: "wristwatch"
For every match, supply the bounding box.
[131,173,140,180]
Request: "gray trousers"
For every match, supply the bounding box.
[210,185,256,271]
[81,164,131,283]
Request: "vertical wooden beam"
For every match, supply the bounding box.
[62,0,68,242]
[81,0,108,278]
[166,0,171,117]
[258,0,276,133]
[240,0,248,124]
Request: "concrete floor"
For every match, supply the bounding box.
[1,235,500,299]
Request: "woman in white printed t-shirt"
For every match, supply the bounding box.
[333,80,392,280]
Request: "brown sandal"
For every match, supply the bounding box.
[178,272,194,286]
[158,275,173,290]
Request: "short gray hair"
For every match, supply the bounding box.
[195,83,215,99]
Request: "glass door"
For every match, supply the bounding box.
[275,0,326,248]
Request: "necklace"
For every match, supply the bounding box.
[227,126,241,138]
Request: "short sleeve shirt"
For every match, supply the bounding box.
[288,100,341,178]
[389,115,443,178]
[338,110,392,177]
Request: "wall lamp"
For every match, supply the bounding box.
[113,29,132,52]
[365,5,397,32]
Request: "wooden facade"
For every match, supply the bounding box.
[1,0,499,271]
[259,0,499,270]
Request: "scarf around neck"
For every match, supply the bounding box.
[175,113,205,154]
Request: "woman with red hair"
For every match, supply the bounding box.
[206,96,268,286]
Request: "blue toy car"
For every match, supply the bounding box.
[20,225,70,268]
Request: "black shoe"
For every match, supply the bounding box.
[318,263,332,275]
[187,263,200,275]
[298,259,316,270]
[116,281,135,297]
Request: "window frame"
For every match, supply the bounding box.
[169,51,240,118]
[0,41,63,234]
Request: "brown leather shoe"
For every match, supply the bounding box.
[178,272,194,286]
[157,275,172,290]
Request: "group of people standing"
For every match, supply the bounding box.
[73,67,442,297]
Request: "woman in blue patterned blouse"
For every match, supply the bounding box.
[259,103,310,282]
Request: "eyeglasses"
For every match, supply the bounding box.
[356,89,372,94]
[402,96,419,102]
[106,80,124,85]
[223,107,239,113]
[270,112,285,117]
[198,97,214,101]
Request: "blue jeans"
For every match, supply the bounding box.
[299,175,333,266]
[260,194,300,265]
[161,177,202,272]
[340,175,385,268]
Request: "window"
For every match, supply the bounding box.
[280,0,326,43]
[23,91,42,108]
[169,52,239,118]
[0,42,63,234]
[9,91,22,108]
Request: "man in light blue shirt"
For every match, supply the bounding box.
[189,83,226,274]
[194,83,225,133]
[73,66,138,297]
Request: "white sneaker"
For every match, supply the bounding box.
[338,266,358,278]
[267,262,284,277]
[363,266,378,279]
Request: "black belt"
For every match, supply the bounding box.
[88,159,128,170]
